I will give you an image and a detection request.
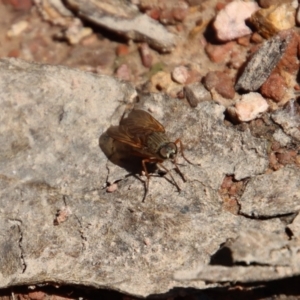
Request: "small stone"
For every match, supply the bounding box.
[297,5,300,26]
[258,0,290,9]
[237,35,251,47]
[150,71,181,96]
[7,49,20,58]
[172,2,189,22]
[159,1,189,24]
[65,19,93,45]
[213,1,259,41]
[139,43,153,68]
[7,20,28,38]
[28,291,45,300]
[205,41,235,63]
[250,4,296,39]
[250,32,264,43]
[171,66,190,84]
[6,0,33,10]
[184,83,211,107]
[276,30,300,75]
[273,129,291,147]
[260,73,287,102]
[54,206,72,225]
[269,152,279,170]
[276,151,294,165]
[235,32,291,92]
[233,92,269,122]
[204,71,235,99]
[106,183,118,193]
[116,44,129,56]
[115,64,132,81]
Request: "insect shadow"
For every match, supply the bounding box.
[99,109,192,201]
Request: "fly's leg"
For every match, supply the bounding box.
[157,162,181,192]
[141,158,181,201]
[141,158,157,202]
[174,138,193,165]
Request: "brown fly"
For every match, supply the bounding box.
[107,109,192,200]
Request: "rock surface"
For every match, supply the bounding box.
[174,228,300,283]
[0,58,299,298]
[65,0,176,52]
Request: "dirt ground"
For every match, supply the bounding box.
[1,0,300,299]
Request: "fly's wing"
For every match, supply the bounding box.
[120,109,165,137]
[106,125,143,149]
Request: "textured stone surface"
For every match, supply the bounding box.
[65,0,176,52]
[174,229,300,283]
[239,166,300,217]
[272,99,300,141]
[235,31,291,92]
[0,58,295,297]
[214,1,259,41]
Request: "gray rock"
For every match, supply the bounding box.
[272,99,300,141]
[184,82,211,107]
[65,0,176,52]
[239,166,300,217]
[0,58,290,297]
[273,129,292,146]
[174,229,300,283]
[235,32,290,92]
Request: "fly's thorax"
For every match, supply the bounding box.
[146,132,177,160]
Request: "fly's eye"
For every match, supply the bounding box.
[159,143,177,159]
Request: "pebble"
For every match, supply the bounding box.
[184,82,211,107]
[297,4,300,26]
[27,291,45,300]
[205,41,235,63]
[260,73,287,102]
[273,129,292,147]
[213,1,259,41]
[237,35,251,47]
[116,44,129,56]
[139,43,153,68]
[171,66,190,84]
[204,71,235,99]
[115,64,132,81]
[7,20,28,38]
[258,0,298,9]
[6,0,33,10]
[106,183,118,193]
[250,3,296,38]
[232,92,269,122]
[277,30,300,75]
[159,1,189,24]
[250,32,264,44]
[150,71,181,96]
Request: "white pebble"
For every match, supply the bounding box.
[172,66,190,84]
[214,1,259,41]
[234,92,269,122]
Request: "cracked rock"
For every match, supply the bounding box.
[239,166,300,217]
[0,58,292,297]
[174,229,300,283]
[65,0,176,52]
[271,99,300,141]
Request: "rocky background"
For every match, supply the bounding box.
[1,0,300,299]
